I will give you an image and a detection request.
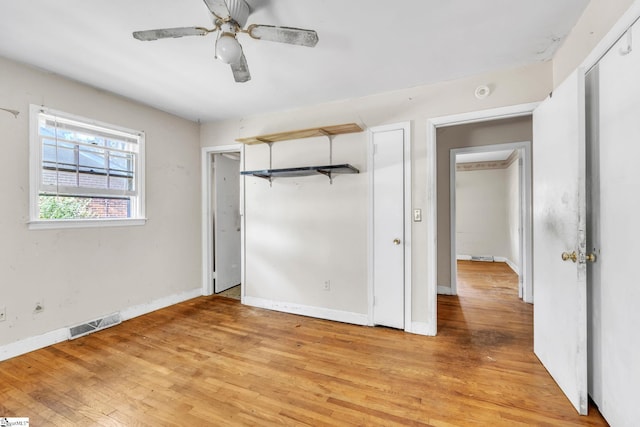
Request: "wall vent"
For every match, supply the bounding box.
[471,255,494,262]
[69,312,121,340]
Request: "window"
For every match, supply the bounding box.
[29,105,145,229]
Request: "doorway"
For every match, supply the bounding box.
[450,142,532,302]
[425,103,538,336]
[212,152,241,294]
[202,144,244,297]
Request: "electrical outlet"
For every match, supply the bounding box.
[34,302,44,314]
[323,280,331,291]
[0,306,6,322]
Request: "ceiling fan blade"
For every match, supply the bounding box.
[247,24,318,47]
[230,53,251,83]
[202,0,231,21]
[133,27,210,41]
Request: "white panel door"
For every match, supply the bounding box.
[592,23,640,426]
[532,69,588,415]
[214,153,241,293]
[372,128,405,329]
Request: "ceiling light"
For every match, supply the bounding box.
[216,33,242,64]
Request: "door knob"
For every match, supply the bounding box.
[561,251,597,263]
[393,238,401,245]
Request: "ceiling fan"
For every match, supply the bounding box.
[132,0,319,83]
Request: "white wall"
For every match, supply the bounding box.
[201,62,552,325]
[243,135,367,318]
[455,168,511,260]
[0,57,201,351]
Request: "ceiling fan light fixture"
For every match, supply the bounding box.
[133,1,318,82]
[216,33,243,64]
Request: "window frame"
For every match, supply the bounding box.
[29,105,146,230]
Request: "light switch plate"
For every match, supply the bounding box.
[413,209,422,222]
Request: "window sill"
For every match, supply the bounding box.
[28,218,147,230]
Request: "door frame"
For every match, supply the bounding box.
[449,141,532,302]
[367,122,412,331]
[425,103,539,335]
[201,144,245,297]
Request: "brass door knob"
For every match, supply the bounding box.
[393,238,401,245]
[561,251,578,263]
[585,253,597,263]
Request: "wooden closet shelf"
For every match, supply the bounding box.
[236,123,363,145]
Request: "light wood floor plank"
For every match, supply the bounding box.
[1,261,607,425]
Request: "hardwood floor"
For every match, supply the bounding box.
[0,261,607,426]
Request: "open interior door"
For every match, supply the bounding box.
[213,153,241,293]
[532,69,588,415]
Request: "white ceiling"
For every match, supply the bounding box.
[0,0,590,122]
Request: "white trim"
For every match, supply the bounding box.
[28,104,146,227]
[495,256,520,275]
[0,288,201,362]
[426,103,539,335]
[0,328,69,363]
[244,296,369,326]
[367,122,412,331]
[120,288,201,320]
[425,122,438,336]
[28,218,146,230]
[404,123,413,332]
[449,148,458,296]
[367,129,374,326]
[29,105,40,223]
[409,321,433,336]
[438,286,456,296]
[34,105,145,137]
[428,103,540,128]
[449,141,532,298]
[28,104,146,226]
[201,144,244,297]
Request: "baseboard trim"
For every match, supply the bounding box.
[408,321,436,336]
[243,296,369,326]
[0,328,69,363]
[0,288,202,362]
[494,256,520,275]
[120,288,202,321]
[438,285,455,295]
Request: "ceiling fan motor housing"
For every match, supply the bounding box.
[226,0,249,27]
